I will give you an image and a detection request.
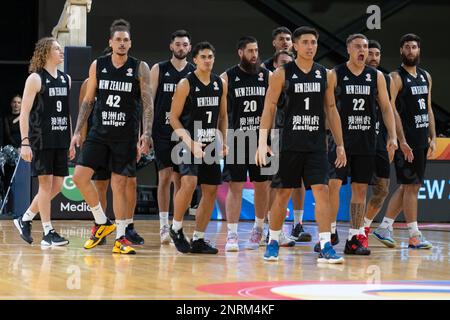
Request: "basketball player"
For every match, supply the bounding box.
[150,30,195,244]
[15,37,74,246]
[71,19,152,254]
[327,34,397,256]
[362,40,410,238]
[79,63,144,245]
[169,41,228,254]
[221,36,271,251]
[257,27,346,263]
[261,27,292,72]
[373,34,435,249]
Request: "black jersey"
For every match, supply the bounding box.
[262,57,275,72]
[29,69,71,150]
[226,65,269,132]
[280,61,327,152]
[180,72,223,145]
[395,66,430,148]
[335,63,378,155]
[375,73,391,152]
[153,60,195,140]
[88,55,141,142]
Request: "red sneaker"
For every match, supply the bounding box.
[357,234,369,248]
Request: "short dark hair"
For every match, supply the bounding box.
[293,26,319,42]
[237,36,258,50]
[272,26,292,39]
[368,40,381,51]
[192,41,216,57]
[110,19,131,39]
[171,29,191,42]
[273,50,294,63]
[346,33,368,45]
[400,33,421,48]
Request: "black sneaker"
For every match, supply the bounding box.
[290,223,312,242]
[169,226,191,253]
[344,235,371,255]
[125,223,144,245]
[190,238,218,254]
[314,232,340,252]
[14,216,33,244]
[41,230,69,247]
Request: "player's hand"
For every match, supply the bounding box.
[70,133,81,149]
[399,140,413,163]
[191,140,206,158]
[20,145,33,162]
[255,143,273,167]
[220,143,229,158]
[386,138,398,163]
[427,138,436,159]
[68,146,76,161]
[335,145,347,168]
[139,134,150,155]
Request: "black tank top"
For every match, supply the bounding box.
[88,55,141,142]
[396,66,430,148]
[375,73,391,152]
[226,65,269,132]
[262,57,275,72]
[29,69,71,150]
[280,61,327,152]
[153,60,195,140]
[180,72,223,145]
[335,63,378,155]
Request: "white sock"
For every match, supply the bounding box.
[364,217,373,229]
[22,209,37,222]
[254,218,265,229]
[267,212,271,223]
[90,203,107,225]
[269,229,281,243]
[407,221,420,237]
[115,220,127,239]
[227,223,238,235]
[348,228,359,241]
[42,222,53,235]
[359,227,366,236]
[319,232,331,250]
[125,218,133,226]
[159,212,169,227]
[379,217,395,231]
[172,219,183,232]
[294,210,304,225]
[193,230,204,241]
[331,221,337,234]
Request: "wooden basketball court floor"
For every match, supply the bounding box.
[0,220,449,300]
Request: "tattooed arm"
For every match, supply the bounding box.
[138,61,154,155]
[70,61,97,150]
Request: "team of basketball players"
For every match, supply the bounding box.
[15,19,436,264]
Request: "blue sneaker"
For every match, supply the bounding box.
[264,240,279,261]
[318,242,344,264]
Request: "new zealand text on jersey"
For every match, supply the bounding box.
[294,82,321,93]
[49,87,68,96]
[163,83,177,93]
[234,86,266,97]
[99,80,133,92]
[345,85,370,95]
[197,97,219,107]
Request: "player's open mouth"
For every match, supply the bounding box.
[358,54,365,61]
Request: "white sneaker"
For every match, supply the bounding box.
[160,224,171,244]
[225,232,239,252]
[279,231,295,247]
